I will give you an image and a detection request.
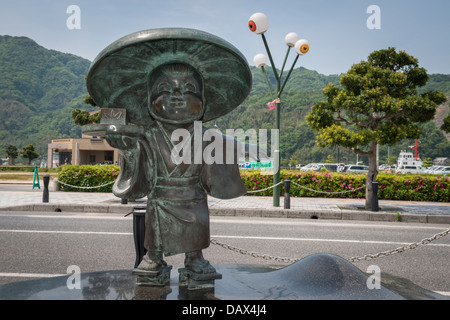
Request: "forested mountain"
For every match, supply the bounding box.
[0,35,449,164]
[0,35,91,155]
[214,66,450,165]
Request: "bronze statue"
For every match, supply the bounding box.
[83,28,252,289]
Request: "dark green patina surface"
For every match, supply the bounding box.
[83,28,252,289]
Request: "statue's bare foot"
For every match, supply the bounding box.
[185,250,216,274]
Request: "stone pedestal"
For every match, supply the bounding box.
[0,254,447,300]
[178,268,222,290]
[133,265,172,287]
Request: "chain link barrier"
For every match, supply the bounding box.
[246,181,284,194]
[211,227,450,264]
[246,179,365,195]
[347,228,450,262]
[51,176,449,263]
[51,176,115,190]
[290,180,365,195]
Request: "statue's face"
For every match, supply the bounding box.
[148,64,204,124]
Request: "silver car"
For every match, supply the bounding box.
[346,165,369,173]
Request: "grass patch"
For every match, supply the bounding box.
[0,172,58,181]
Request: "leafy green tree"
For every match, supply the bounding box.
[385,155,397,166]
[422,157,433,167]
[71,109,100,126]
[6,145,18,165]
[20,144,39,165]
[325,155,335,163]
[306,48,446,210]
[71,94,101,126]
[442,114,450,133]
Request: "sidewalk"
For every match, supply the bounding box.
[0,181,449,224]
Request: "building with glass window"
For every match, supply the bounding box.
[47,134,118,168]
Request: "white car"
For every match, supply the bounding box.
[346,165,369,173]
[425,166,442,174]
[434,166,450,176]
[300,163,318,171]
[396,165,424,174]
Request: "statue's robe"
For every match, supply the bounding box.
[112,122,246,256]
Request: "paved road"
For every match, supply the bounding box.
[0,211,449,296]
[1,184,449,224]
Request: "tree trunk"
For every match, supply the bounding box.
[365,140,379,210]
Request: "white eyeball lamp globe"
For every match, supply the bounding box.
[248,13,269,34]
[253,53,268,68]
[294,39,310,55]
[284,32,299,47]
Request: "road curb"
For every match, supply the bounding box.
[1,203,449,224]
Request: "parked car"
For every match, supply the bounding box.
[346,165,369,173]
[424,166,441,174]
[434,166,450,176]
[396,165,424,174]
[379,164,395,172]
[311,163,338,172]
[323,163,338,172]
[300,163,319,171]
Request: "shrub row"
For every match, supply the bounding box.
[243,170,450,202]
[57,165,119,192]
[56,165,449,202]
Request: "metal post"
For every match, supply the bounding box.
[371,181,379,212]
[258,33,302,208]
[132,206,147,268]
[284,179,291,209]
[43,174,50,203]
[273,150,280,206]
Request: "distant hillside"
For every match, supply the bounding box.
[0,35,91,155]
[215,67,450,164]
[0,35,448,164]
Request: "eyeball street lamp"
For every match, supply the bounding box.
[253,53,268,68]
[248,13,269,34]
[295,39,310,55]
[284,32,299,47]
[253,53,274,98]
[278,39,310,96]
[248,12,310,207]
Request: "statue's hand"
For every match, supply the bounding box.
[105,131,138,150]
[105,124,146,149]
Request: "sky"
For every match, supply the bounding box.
[0,0,449,75]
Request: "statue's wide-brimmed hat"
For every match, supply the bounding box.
[86,28,252,125]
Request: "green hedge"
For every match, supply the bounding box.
[56,165,450,202]
[243,170,367,198]
[57,165,119,192]
[0,166,35,172]
[243,170,449,202]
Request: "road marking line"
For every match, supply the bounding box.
[210,235,450,247]
[0,229,132,235]
[0,214,128,220]
[0,230,448,247]
[0,272,66,278]
[211,217,449,230]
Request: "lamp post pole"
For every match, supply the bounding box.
[249,13,309,207]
